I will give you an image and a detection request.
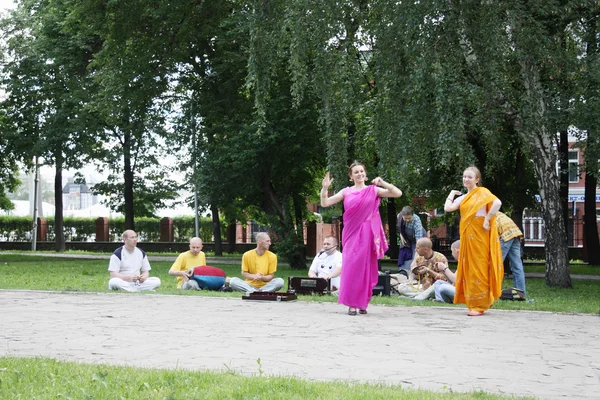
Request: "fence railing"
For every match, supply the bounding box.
[0,216,226,243]
[522,216,600,247]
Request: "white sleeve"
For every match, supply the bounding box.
[141,254,151,272]
[335,252,343,268]
[308,256,319,273]
[108,254,121,272]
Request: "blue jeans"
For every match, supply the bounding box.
[500,238,526,294]
[398,242,416,273]
[434,280,455,303]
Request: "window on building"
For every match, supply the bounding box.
[568,151,579,183]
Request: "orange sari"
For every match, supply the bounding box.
[454,187,503,312]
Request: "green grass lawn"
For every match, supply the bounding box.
[0,254,598,314]
[0,356,531,400]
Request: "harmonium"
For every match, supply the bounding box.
[373,273,391,296]
[287,276,331,295]
[242,291,297,301]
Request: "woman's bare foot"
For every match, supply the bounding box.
[467,310,484,316]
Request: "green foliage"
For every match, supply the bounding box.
[317,204,343,224]
[92,172,182,219]
[0,216,32,241]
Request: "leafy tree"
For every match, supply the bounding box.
[68,0,183,229]
[1,0,101,251]
[245,1,591,287]
[0,113,21,211]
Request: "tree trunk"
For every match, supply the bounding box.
[226,220,237,254]
[123,131,135,230]
[291,194,307,270]
[513,147,526,233]
[517,60,571,288]
[387,200,398,259]
[54,158,65,252]
[559,129,570,242]
[211,203,222,256]
[583,165,600,264]
[260,170,306,269]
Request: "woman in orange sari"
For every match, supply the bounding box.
[444,166,503,316]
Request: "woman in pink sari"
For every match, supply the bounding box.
[321,162,402,315]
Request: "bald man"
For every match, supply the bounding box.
[108,230,161,292]
[229,232,284,293]
[169,237,207,290]
[403,237,449,300]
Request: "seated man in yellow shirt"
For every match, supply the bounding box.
[229,232,284,293]
[168,237,206,290]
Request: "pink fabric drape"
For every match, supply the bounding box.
[339,185,388,309]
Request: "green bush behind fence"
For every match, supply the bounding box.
[0,216,226,243]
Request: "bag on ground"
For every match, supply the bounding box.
[500,287,526,301]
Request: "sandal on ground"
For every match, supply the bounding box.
[467,310,484,316]
[359,309,367,315]
[348,308,358,316]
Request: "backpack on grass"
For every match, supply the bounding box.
[500,287,526,301]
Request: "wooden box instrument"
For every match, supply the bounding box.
[242,291,297,301]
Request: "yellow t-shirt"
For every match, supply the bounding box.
[170,251,207,288]
[241,249,277,288]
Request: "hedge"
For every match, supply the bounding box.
[0,216,226,243]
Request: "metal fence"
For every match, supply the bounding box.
[522,216,599,247]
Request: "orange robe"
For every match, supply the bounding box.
[454,187,503,312]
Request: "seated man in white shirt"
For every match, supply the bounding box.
[308,236,342,293]
[108,230,161,292]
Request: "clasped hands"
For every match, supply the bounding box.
[251,272,264,282]
[130,274,145,283]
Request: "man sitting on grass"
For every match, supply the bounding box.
[433,240,459,303]
[168,237,206,290]
[229,232,284,293]
[108,230,161,292]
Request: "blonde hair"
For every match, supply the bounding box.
[464,166,482,186]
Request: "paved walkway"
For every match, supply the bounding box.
[1,290,598,399]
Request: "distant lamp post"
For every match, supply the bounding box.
[194,183,199,238]
[31,156,42,251]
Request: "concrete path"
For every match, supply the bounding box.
[1,290,598,399]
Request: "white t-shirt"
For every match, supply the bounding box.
[309,250,342,289]
[108,246,151,275]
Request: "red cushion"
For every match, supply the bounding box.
[192,265,226,278]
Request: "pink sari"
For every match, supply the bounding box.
[339,185,388,309]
